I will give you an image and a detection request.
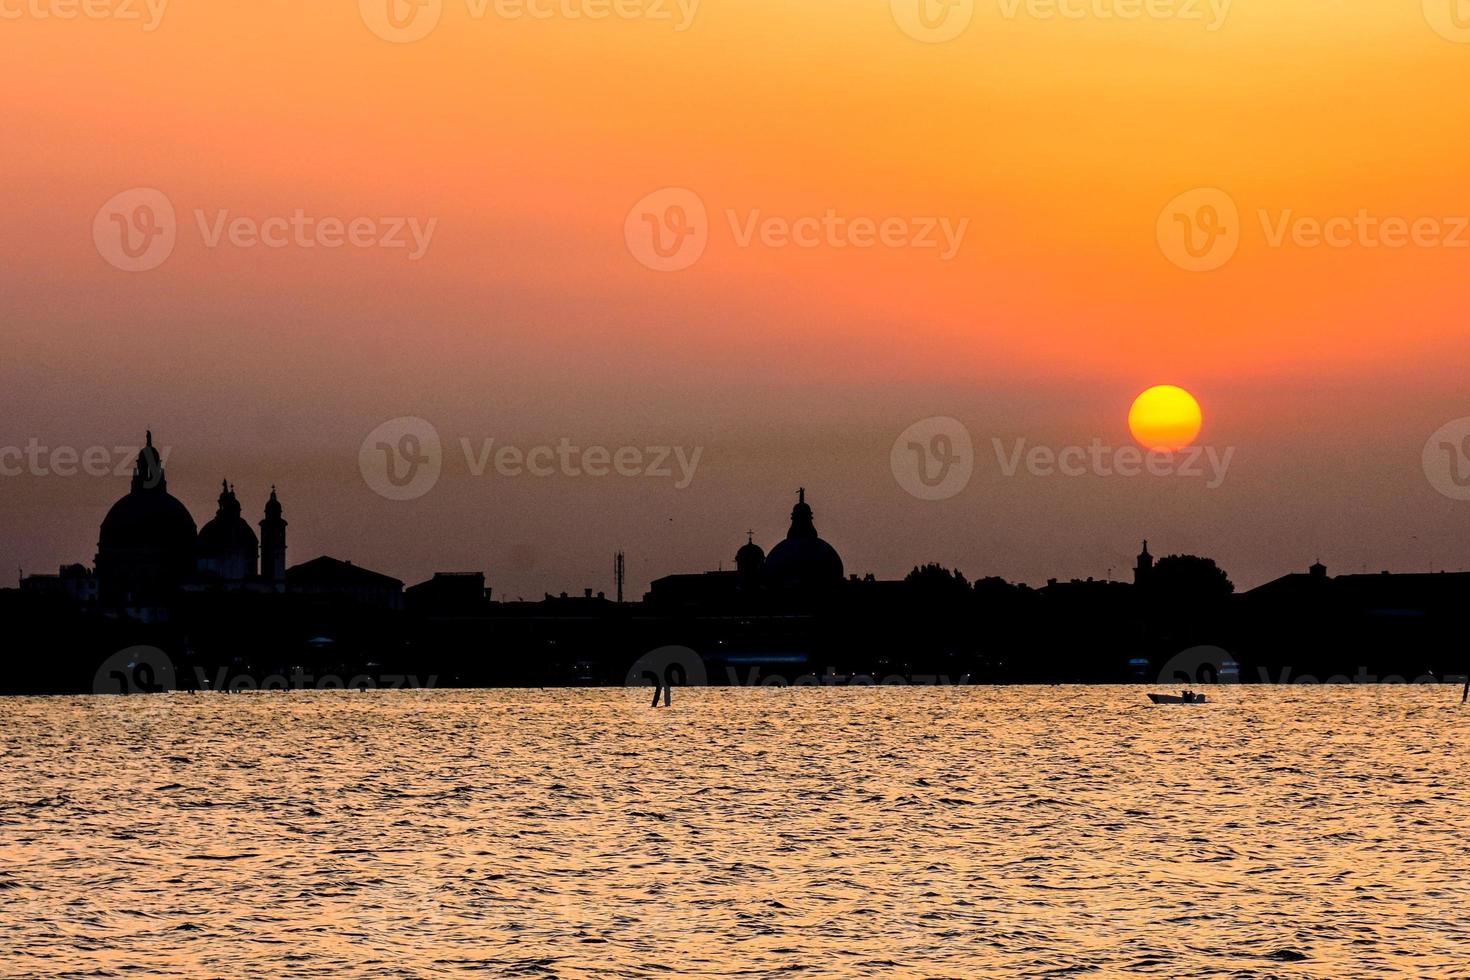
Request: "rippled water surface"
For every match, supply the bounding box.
[2,687,1467,978]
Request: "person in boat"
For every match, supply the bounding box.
[1181,690,1194,703]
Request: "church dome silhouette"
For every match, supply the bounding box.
[98,433,197,552]
[99,488,197,553]
[763,489,843,592]
[197,480,259,582]
[736,535,766,569]
[735,532,766,591]
[197,481,258,557]
[96,432,197,608]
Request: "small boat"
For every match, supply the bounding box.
[1148,692,1209,704]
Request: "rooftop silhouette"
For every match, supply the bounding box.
[4,431,1467,693]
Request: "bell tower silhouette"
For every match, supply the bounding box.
[260,486,287,589]
[1134,539,1153,586]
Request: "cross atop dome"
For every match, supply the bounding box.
[766,487,842,590]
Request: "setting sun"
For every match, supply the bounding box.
[1128,385,1203,452]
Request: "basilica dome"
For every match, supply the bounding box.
[98,487,197,553]
[95,432,197,608]
[98,434,196,553]
[763,489,843,592]
[735,535,766,571]
[197,481,259,582]
[735,532,766,592]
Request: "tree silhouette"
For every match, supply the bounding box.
[1151,554,1234,602]
[905,563,970,594]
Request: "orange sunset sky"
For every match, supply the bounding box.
[3,0,1469,594]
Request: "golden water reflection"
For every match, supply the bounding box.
[1,686,1466,977]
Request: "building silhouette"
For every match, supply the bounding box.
[286,556,404,610]
[197,481,258,584]
[260,487,287,589]
[19,563,97,604]
[762,488,844,593]
[95,432,198,620]
[89,431,392,619]
[735,532,764,592]
[4,429,1469,692]
[647,489,845,608]
[1134,540,1153,586]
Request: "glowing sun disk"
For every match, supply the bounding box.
[1128,385,1202,452]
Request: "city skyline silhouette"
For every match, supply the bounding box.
[6,4,1470,976]
[5,426,1467,694]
